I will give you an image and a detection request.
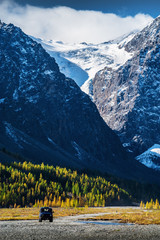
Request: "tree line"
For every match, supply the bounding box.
[0,161,131,208]
[140,199,160,210]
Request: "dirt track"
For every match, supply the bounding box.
[1,213,160,240]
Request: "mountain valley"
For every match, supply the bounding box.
[0,17,160,186]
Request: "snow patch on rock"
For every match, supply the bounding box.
[136,144,160,170]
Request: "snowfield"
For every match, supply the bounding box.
[32,32,135,97]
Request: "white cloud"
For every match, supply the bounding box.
[0,0,153,43]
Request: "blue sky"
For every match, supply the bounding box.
[13,0,160,18]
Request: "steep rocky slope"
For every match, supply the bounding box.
[93,17,160,156]
[0,20,128,175]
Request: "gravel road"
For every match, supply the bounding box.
[1,213,160,240]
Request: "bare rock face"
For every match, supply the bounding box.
[93,17,160,156]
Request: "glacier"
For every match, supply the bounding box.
[32,32,136,97]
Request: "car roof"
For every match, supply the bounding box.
[40,207,52,209]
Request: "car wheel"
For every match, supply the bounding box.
[39,218,42,222]
[49,218,53,222]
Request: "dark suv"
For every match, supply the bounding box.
[39,207,53,222]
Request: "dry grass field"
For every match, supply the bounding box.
[1,207,160,224]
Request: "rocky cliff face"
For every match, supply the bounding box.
[93,17,160,156]
[0,20,132,176]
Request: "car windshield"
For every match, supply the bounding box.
[40,208,52,213]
